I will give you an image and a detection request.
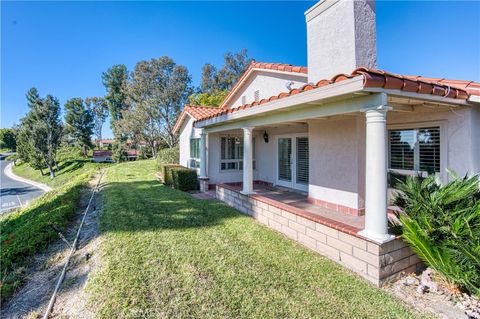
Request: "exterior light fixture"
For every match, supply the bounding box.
[263,131,269,143]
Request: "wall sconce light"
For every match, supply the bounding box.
[263,131,269,143]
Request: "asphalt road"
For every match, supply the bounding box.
[0,155,45,213]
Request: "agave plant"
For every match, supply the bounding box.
[392,172,480,297]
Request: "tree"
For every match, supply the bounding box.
[0,128,17,151]
[18,88,63,178]
[200,63,218,94]
[189,49,252,107]
[102,65,129,139]
[216,49,252,90]
[85,97,108,148]
[64,98,94,156]
[124,56,192,155]
[188,91,228,107]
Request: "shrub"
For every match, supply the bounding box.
[159,164,198,191]
[157,146,179,168]
[392,173,480,297]
[171,167,199,191]
[0,172,92,300]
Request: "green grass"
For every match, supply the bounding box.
[12,159,108,188]
[0,171,96,300]
[86,160,428,319]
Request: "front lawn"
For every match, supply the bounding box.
[86,160,428,319]
[12,159,108,188]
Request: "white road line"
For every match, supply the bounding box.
[4,163,52,192]
[16,194,24,207]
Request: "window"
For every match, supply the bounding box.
[220,136,255,170]
[389,127,440,173]
[189,138,200,168]
[254,90,260,102]
[241,95,246,105]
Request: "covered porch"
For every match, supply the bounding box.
[193,78,471,285]
[198,89,395,244]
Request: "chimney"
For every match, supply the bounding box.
[305,0,377,83]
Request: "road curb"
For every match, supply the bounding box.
[4,163,53,192]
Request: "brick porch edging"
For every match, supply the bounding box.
[216,184,423,287]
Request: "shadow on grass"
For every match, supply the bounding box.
[55,160,87,176]
[100,180,241,233]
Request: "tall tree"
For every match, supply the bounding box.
[124,56,192,155]
[64,98,94,156]
[189,49,252,107]
[85,97,109,148]
[18,88,63,178]
[102,65,129,139]
[200,63,218,94]
[216,49,252,91]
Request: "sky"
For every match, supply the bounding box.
[2,1,480,138]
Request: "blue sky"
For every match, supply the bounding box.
[2,1,479,138]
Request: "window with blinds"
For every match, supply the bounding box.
[296,137,309,184]
[189,138,200,168]
[220,136,255,170]
[389,127,440,173]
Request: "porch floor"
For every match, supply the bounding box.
[226,184,365,230]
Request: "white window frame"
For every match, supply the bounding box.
[387,121,447,182]
[219,135,256,172]
[189,138,200,169]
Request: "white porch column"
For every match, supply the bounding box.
[199,129,207,179]
[242,127,254,194]
[359,107,394,243]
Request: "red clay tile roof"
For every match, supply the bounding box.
[195,67,478,124]
[249,62,308,74]
[183,104,224,120]
[126,150,139,156]
[173,104,224,133]
[220,61,308,109]
[93,150,112,157]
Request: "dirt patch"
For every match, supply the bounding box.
[384,270,479,319]
[1,171,106,319]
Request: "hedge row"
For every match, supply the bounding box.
[160,164,198,192]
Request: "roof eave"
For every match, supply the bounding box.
[196,76,365,128]
[363,87,471,106]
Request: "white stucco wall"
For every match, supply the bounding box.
[305,0,376,83]
[178,115,202,168]
[308,117,363,209]
[226,71,308,109]
[198,99,478,211]
[387,106,480,179]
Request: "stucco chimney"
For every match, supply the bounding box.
[305,0,377,83]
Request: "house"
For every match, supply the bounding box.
[126,149,139,161]
[173,0,480,286]
[92,150,113,163]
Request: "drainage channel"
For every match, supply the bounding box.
[42,169,106,319]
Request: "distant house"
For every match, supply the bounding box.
[126,149,139,161]
[173,0,480,286]
[92,150,113,163]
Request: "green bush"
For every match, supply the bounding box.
[392,173,480,297]
[159,164,198,191]
[0,172,92,300]
[171,167,199,191]
[156,146,179,168]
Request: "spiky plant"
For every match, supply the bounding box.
[392,172,480,297]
